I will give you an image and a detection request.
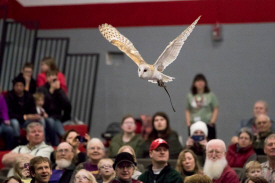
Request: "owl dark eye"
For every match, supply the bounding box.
[144,69,147,72]
[139,69,140,71]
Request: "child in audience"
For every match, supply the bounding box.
[33,92,48,127]
[245,161,262,183]
[97,159,115,183]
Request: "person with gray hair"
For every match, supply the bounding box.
[226,128,256,167]
[2,122,54,177]
[231,100,275,144]
[203,139,239,183]
[261,134,275,182]
[70,138,105,183]
[253,114,273,155]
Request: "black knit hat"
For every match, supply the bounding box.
[12,75,26,86]
[113,152,137,169]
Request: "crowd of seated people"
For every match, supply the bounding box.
[1,69,275,183]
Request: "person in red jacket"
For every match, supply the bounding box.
[203,139,240,183]
[227,128,256,168]
[37,57,68,94]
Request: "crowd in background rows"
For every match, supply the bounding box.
[0,57,275,183]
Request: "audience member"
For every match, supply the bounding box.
[49,142,76,183]
[244,161,262,183]
[118,145,142,179]
[109,115,144,158]
[74,169,97,183]
[29,156,52,183]
[246,177,268,183]
[261,134,275,182]
[175,149,202,181]
[33,93,48,127]
[185,121,208,166]
[110,152,141,183]
[184,174,213,183]
[2,176,23,183]
[227,128,256,167]
[16,62,36,94]
[185,73,219,140]
[231,100,275,144]
[37,57,68,94]
[50,129,88,165]
[142,112,182,159]
[37,70,71,145]
[203,139,239,183]
[97,158,115,183]
[13,156,32,183]
[70,138,105,182]
[140,114,152,140]
[253,114,273,155]
[138,138,183,183]
[0,92,14,150]
[2,122,54,176]
[5,76,40,139]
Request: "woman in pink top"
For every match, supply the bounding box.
[37,57,68,94]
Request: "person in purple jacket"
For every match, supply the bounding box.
[0,92,14,150]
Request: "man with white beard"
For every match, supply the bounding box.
[203,139,240,183]
[49,142,76,183]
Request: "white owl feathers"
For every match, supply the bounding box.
[99,16,201,84]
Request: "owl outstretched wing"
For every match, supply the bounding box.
[153,16,201,72]
[99,24,147,66]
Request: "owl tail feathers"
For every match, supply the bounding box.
[161,73,175,83]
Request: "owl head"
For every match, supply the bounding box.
[138,64,151,79]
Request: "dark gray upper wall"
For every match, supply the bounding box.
[39,23,275,145]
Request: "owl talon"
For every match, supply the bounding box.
[158,80,165,87]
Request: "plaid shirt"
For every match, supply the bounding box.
[262,161,275,183]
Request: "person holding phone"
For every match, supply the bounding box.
[185,121,208,166]
[13,156,32,183]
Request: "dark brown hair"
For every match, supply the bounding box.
[23,62,33,70]
[247,177,268,183]
[62,129,79,142]
[191,73,210,95]
[148,112,172,140]
[46,69,58,77]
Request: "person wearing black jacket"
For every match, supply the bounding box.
[16,62,36,94]
[138,138,183,183]
[5,76,41,138]
[37,70,71,145]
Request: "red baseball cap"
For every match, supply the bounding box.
[150,138,169,151]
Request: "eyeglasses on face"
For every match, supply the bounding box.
[99,165,113,169]
[75,175,90,181]
[207,150,224,155]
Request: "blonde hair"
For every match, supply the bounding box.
[245,161,262,173]
[118,145,137,163]
[175,149,201,178]
[33,93,44,101]
[14,156,31,178]
[75,169,96,183]
[97,159,115,180]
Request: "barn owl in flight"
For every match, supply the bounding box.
[99,16,201,87]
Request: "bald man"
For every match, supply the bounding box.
[203,139,239,183]
[232,100,275,144]
[49,142,75,183]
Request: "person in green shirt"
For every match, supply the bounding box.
[108,114,144,158]
[185,74,219,140]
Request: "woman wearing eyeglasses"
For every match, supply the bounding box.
[74,169,97,183]
[13,156,32,183]
[226,128,256,168]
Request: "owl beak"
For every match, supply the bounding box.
[138,71,143,78]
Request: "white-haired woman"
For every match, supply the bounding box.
[70,138,105,183]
